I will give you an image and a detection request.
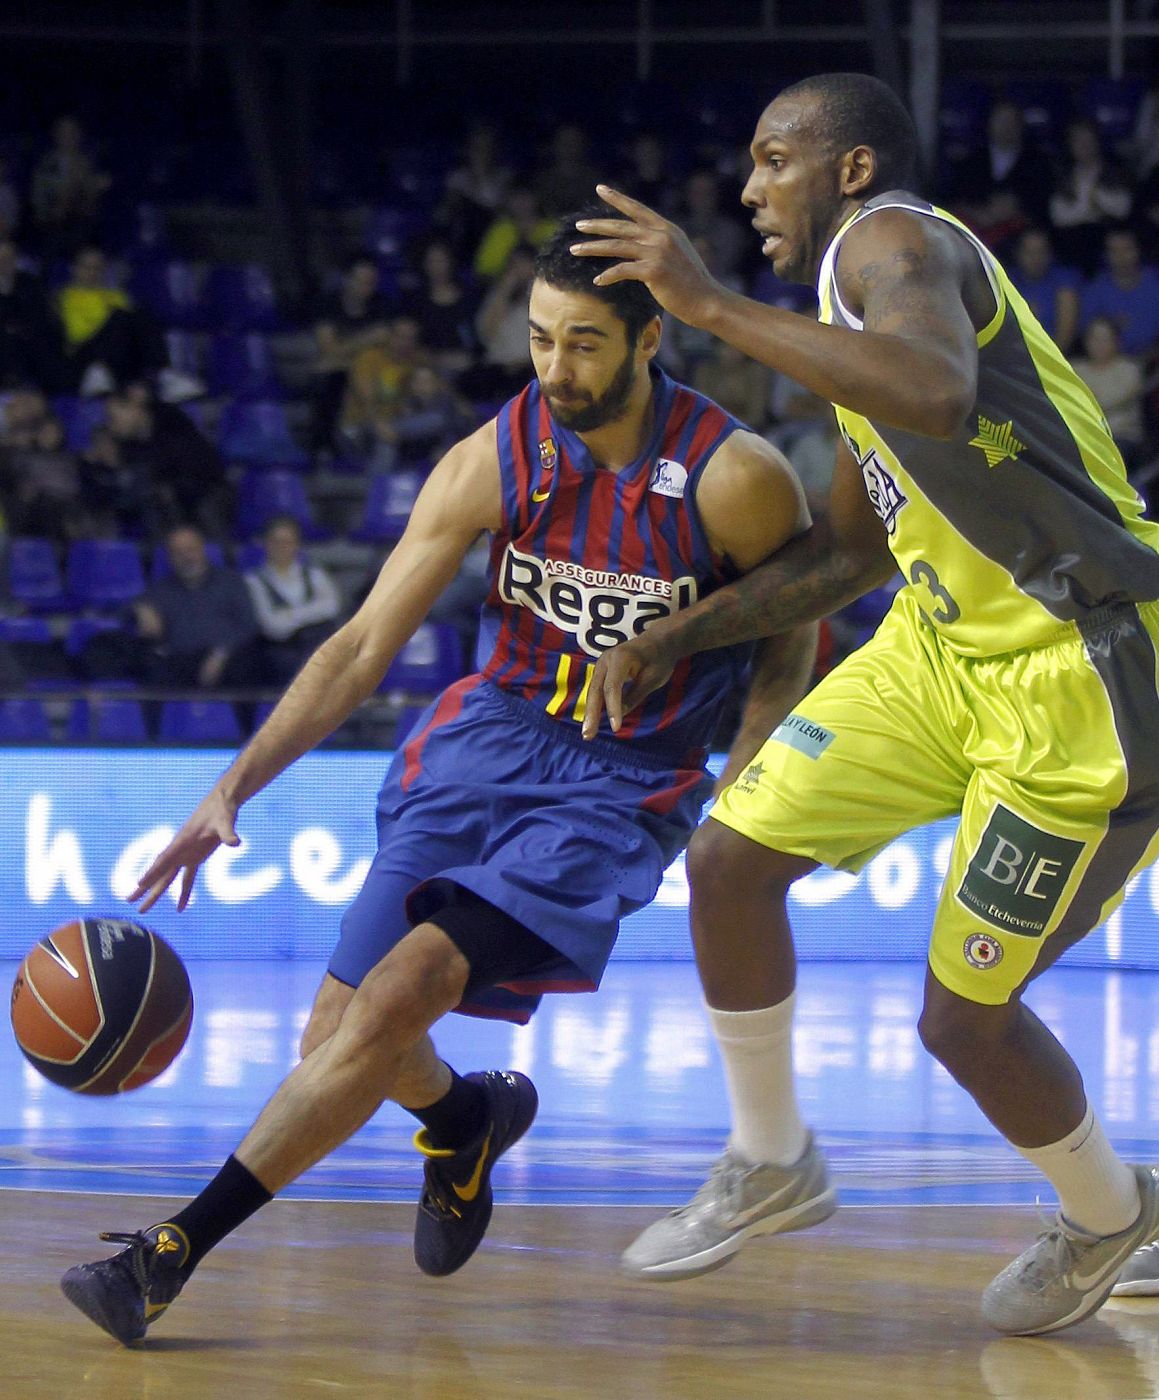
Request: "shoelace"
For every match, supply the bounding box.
[673,1154,743,1221]
[95,1230,154,1289]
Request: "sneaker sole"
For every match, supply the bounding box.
[60,1274,144,1346]
[622,1186,838,1282]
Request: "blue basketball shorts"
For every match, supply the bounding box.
[329,677,711,1023]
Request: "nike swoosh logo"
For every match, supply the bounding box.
[144,1300,170,1319]
[1072,1252,1138,1293]
[723,1182,798,1230]
[531,488,551,502]
[41,937,81,979]
[452,1127,494,1202]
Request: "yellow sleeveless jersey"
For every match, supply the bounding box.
[816,191,1159,656]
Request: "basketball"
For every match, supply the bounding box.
[9,917,193,1094]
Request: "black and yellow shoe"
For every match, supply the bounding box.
[413,1069,538,1277]
[61,1222,191,1345]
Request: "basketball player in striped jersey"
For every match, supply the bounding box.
[60,213,816,1345]
[574,73,1159,1336]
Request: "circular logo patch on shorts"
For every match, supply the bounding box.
[964,933,1004,969]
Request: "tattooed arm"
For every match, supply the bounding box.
[582,435,896,736]
[576,192,982,440]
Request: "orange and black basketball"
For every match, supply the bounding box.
[9,917,193,1094]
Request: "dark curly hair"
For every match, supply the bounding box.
[533,205,662,346]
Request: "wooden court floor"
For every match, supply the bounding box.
[5,1192,1159,1399]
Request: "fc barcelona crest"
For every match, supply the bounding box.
[538,438,557,472]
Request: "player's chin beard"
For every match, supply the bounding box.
[546,348,637,433]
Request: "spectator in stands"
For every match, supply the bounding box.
[1009,227,1080,354]
[400,239,479,378]
[311,252,394,451]
[691,338,773,433]
[77,421,153,538]
[102,382,231,539]
[677,169,745,282]
[55,244,163,394]
[948,99,1051,229]
[1131,76,1159,201]
[615,131,675,214]
[1049,118,1134,275]
[340,314,429,455]
[0,390,81,541]
[1071,315,1146,473]
[657,237,743,378]
[0,156,21,240]
[1080,226,1159,357]
[473,187,555,282]
[135,525,264,694]
[437,124,514,263]
[366,364,474,474]
[29,115,111,256]
[0,237,57,389]
[460,243,536,403]
[244,514,342,686]
[534,123,600,218]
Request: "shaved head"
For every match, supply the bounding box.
[773,72,918,195]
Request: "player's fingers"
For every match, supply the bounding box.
[218,820,241,848]
[582,660,607,739]
[177,865,198,913]
[136,869,173,913]
[605,668,626,733]
[594,183,666,227]
[570,237,644,260]
[592,262,644,287]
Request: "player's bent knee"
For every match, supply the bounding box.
[687,820,811,905]
[343,926,470,1053]
[300,973,357,1059]
[917,978,1018,1069]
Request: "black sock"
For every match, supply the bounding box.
[164,1154,274,1274]
[407,1067,487,1150]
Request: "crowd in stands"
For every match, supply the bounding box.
[0,77,1157,746]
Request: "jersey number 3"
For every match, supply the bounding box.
[909,559,961,625]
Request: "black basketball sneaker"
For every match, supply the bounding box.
[413,1069,539,1276]
[61,1222,191,1344]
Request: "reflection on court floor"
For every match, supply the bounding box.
[4,959,1159,1207]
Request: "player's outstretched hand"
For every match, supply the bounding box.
[582,632,677,740]
[572,185,723,327]
[130,787,241,913]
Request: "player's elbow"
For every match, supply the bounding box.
[921,377,976,441]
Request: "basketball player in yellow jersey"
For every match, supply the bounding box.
[573,72,1159,1336]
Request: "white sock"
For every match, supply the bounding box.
[1016,1104,1141,1238]
[707,996,808,1168]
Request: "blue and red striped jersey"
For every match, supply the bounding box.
[476,367,754,762]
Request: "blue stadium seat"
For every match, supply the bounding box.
[207,333,282,399]
[67,539,147,608]
[68,693,149,743]
[163,329,204,381]
[131,257,209,329]
[378,622,463,694]
[64,614,125,660]
[236,470,324,540]
[366,205,430,272]
[939,78,990,158]
[0,616,54,645]
[5,537,67,611]
[0,698,51,742]
[204,264,282,332]
[1005,79,1071,144]
[219,399,309,469]
[350,469,425,543]
[52,396,107,452]
[159,699,242,743]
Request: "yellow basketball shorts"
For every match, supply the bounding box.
[712,590,1159,1005]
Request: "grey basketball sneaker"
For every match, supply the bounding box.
[982,1165,1159,1335]
[1112,1240,1159,1297]
[621,1134,837,1281]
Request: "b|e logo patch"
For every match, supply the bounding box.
[957,805,1083,937]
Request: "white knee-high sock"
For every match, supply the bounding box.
[707,995,808,1168]
[1016,1103,1141,1237]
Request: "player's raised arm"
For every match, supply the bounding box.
[582,433,895,736]
[131,423,503,912]
[575,189,978,441]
